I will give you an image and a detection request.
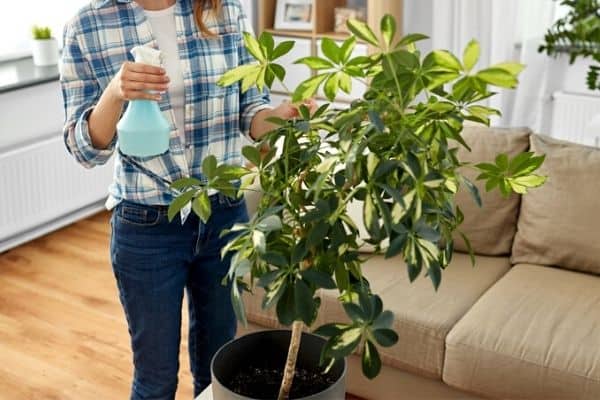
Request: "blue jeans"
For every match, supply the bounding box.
[110,193,248,400]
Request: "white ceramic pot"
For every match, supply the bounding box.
[31,38,59,66]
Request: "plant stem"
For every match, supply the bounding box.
[278,320,304,400]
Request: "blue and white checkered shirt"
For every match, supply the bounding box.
[60,0,270,208]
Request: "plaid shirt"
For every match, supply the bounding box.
[60,0,270,208]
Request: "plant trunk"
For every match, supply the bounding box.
[277,320,304,400]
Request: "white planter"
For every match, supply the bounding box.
[548,54,598,96]
[31,38,59,66]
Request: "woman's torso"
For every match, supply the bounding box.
[66,0,254,207]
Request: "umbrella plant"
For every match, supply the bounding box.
[168,15,546,400]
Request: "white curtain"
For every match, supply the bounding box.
[404,0,564,132]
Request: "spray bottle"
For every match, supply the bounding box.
[117,45,170,157]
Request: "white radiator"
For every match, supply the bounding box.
[551,91,600,147]
[0,135,113,252]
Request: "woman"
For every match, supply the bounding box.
[60,0,310,398]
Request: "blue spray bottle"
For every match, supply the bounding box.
[117,45,170,157]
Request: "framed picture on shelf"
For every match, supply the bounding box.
[274,0,313,31]
[334,7,367,34]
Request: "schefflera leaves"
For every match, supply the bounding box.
[168,14,547,380]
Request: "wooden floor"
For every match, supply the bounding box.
[0,212,363,400]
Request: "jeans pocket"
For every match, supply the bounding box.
[116,202,163,227]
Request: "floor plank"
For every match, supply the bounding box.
[0,212,364,400]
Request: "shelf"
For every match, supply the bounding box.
[263,28,314,39]
[315,31,352,41]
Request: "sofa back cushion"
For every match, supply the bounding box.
[511,134,600,275]
[453,126,531,256]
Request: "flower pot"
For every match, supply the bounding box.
[31,38,59,66]
[211,330,346,400]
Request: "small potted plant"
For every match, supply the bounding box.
[169,15,546,400]
[538,0,600,93]
[31,25,59,66]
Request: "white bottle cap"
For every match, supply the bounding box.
[131,45,163,67]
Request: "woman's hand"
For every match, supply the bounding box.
[250,98,319,141]
[109,61,170,102]
[271,98,319,120]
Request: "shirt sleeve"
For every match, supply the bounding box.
[60,21,116,169]
[236,4,272,142]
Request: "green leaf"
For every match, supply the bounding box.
[242,145,261,165]
[463,39,480,72]
[347,18,379,47]
[262,252,288,268]
[372,329,399,347]
[495,153,509,170]
[252,230,266,253]
[428,261,442,291]
[324,72,340,101]
[272,40,295,60]
[276,284,296,326]
[243,32,265,62]
[192,191,211,223]
[241,65,262,93]
[340,36,357,63]
[314,323,347,337]
[335,263,350,291]
[259,31,275,57]
[262,274,287,308]
[307,221,330,248]
[302,269,336,289]
[321,38,341,64]
[256,215,283,232]
[381,14,397,47]
[511,175,547,188]
[295,279,315,325]
[217,64,260,87]
[231,280,247,325]
[396,33,429,47]
[362,340,381,379]
[293,74,329,102]
[170,177,202,191]
[461,176,482,207]
[426,50,462,71]
[407,263,422,283]
[327,327,362,358]
[343,302,367,322]
[339,72,352,94]
[202,155,217,180]
[372,310,394,330]
[493,62,525,75]
[295,56,335,70]
[477,68,518,88]
[458,231,476,267]
[167,190,195,222]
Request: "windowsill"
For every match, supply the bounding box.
[0,55,60,94]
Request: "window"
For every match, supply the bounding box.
[1,1,255,61]
[0,0,88,60]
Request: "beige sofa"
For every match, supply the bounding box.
[239,127,600,400]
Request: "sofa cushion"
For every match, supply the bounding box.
[511,134,600,275]
[453,126,531,256]
[313,253,509,378]
[444,264,600,399]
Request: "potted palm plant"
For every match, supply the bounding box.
[169,15,546,400]
[31,25,59,66]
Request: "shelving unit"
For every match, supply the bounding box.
[257,0,403,103]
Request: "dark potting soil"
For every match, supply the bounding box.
[228,365,336,399]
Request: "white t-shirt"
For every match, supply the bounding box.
[144,4,185,146]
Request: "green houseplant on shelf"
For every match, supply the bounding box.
[31,25,59,67]
[539,0,600,91]
[169,15,546,400]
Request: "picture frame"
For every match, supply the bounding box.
[334,7,367,34]
[274,0,313,31]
